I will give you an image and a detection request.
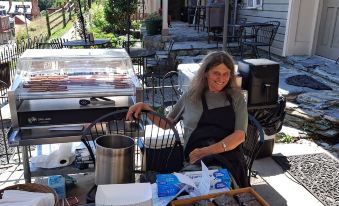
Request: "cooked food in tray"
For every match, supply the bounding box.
[22,74,132,92]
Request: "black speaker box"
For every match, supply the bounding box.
[238,59,280,106]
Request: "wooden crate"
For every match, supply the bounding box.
[171,187,269,206]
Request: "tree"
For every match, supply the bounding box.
[104,0,138,34]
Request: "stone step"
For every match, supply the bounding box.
[171,41,221,57]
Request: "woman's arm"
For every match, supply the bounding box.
[189,130,245,164]
[126,102,173,129]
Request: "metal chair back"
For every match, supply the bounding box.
[254,25,276,45]
[81,109,184,175]
[242,114,265,186]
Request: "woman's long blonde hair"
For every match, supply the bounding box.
[186,51,236,102]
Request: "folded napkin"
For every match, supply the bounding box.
[0,190,54,206]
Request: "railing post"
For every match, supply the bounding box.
[62,7,66,27]
[45,10,51,37]
[69,4,72,21]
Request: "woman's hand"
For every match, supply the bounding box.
[189,147,211,164]
[126,102,152,121]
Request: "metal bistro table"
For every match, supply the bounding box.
[63,39,110,48]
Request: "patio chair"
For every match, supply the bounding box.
[147,39,175,66]
[161,71,182,108]
[194,6,207,32]
[143,70,181,108]
[81,109,184,177]
[214,18,247,53]
[37,38,68,49]
[242,114,265,186]
[240,23,279,59]
[145,40,176,80]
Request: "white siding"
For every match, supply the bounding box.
[238,0,289,56]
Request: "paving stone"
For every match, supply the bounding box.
[314,64,339,85]
[285,101,299,109]
[299,59,326,68]
[332,143,339,153]
[293,63,307,71]
[315,129,338,138]
[296,91,339,109]
[312,122,331,131]
[320,142,330,148]
[286,55,310,64]
[290,109,317,121]
[323,110,339,125]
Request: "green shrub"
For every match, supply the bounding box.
[276,133,296,143]
[89,3,110,33]
[104,0,138,34]
[131,20,141,30]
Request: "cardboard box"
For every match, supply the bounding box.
[171,187,269,206]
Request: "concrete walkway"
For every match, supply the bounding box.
[252,139,328,206]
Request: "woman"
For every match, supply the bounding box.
[127,51,249,187]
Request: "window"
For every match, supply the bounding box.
[245,0,262,9]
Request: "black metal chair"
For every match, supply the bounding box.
[37,38,68,49]
[160,71,182,108]
[240,23,279,59]
[194,6,207,32]
[81,109,184,176]
[147,39,175,69]
[242,114,265,186]
[143,71,181,110]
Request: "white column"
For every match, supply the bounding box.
[162,0,169,35]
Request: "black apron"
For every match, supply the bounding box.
[184,92,249,187]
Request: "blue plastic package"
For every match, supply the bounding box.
[48,175,66,199]
[156,174,182,197]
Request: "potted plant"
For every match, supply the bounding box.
[144,12,162,35]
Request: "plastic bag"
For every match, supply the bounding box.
[248,96,286,135]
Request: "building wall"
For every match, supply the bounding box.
[0,31,12,44]
[238,0,289,56]
[144,0,161,15]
